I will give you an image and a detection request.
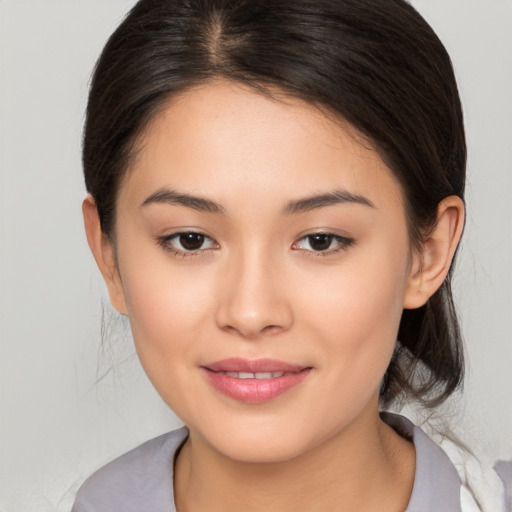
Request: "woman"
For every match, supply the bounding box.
[72,0,507,510]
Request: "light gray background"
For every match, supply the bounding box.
[0,1,511,510]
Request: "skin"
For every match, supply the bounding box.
[84,80,464,511]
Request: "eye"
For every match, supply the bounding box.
[292,233,354,254]
[158,231,218,255]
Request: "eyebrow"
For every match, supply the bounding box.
[141,188,225,214]
[141,187,374,215]
[283,190,374,214]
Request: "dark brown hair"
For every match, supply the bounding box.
[83,0,466,407]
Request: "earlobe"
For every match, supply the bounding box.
[82,196,128,315]
[403,195,465,309]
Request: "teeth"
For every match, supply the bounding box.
[220,371,292,379]
[255,372,272,379]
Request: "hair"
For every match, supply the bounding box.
[83,0,466,407]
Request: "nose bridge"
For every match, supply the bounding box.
[215,242,293,338]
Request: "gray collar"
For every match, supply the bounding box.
[382,412,462,511]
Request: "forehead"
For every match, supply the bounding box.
[123,80,404,211]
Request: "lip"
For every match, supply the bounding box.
[204,358,306,373]
[201,358,312,404]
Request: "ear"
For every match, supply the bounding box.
[403,195,465,309]
[82,195,128,314]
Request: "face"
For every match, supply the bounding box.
[107,81,418,462]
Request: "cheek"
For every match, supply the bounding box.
[119,261,218,419]
[297,242,410,378]
[303,249,408,333]
[118,248,214,365]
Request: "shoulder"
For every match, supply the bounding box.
[382,412,464,511]
[71,427,188,512]
[383,413,507,512]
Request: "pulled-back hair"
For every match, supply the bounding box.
[83,0,466,407]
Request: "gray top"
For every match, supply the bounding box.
[495,460,512,511]
[72,414,462,512]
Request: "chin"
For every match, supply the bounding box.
[189,412,330,465]
[214,434,310,464]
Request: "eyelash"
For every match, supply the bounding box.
[291,233,355,256]
[157,231,355,258]
[157,231,219,258]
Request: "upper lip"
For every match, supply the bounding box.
[202,358,308,373]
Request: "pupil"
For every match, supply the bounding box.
[180,233,204,250]
[309,234,332,251]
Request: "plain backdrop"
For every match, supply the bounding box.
[0,1,511,510]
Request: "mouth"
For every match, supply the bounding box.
[212,371,298,379]
[201,358,312,403]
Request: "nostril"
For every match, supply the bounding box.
[214,273,294,338]
[261,325,284,335]
[220,323,285,339]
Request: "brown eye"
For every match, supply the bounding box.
[158,231,218,255]
[179,232,205,250]
[307,234,333,251]
[292,232,355,255]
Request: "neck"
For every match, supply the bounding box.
[174,406,415,512]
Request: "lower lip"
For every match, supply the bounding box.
[201,368,312,404]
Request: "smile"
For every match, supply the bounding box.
[214,371,296,379]
[201,358,312,403]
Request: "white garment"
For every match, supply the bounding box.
[439,438,507,511]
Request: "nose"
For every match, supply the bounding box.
[215,249,294,339]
